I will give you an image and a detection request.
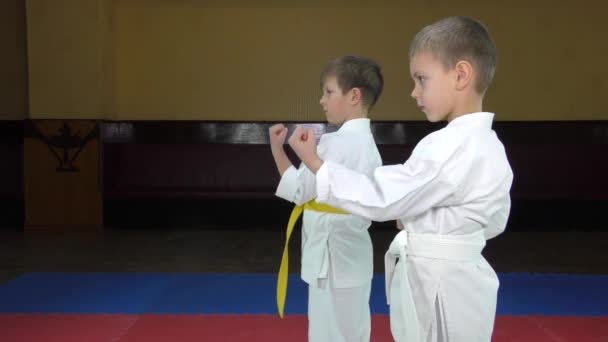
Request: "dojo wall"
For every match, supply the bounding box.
[0,0,28,120]
[1,0,607,230]
[20,0,608,121]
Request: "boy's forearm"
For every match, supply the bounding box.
[303,157,323,174]
[271,145,292,176]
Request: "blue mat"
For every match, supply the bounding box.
[0,273,606,316]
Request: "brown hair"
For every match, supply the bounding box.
[409,16,497,94]
[320,55,384,110]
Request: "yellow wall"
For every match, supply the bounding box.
[0,0,28,120]
[25,0,608,120]
[26,0,113,119]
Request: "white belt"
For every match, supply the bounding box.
[384,230,486,341]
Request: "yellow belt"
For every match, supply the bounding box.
[276,200,348,318]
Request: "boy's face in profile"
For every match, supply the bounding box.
[409,52,457,122]
[320,76,350,125]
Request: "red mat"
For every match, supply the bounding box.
[1,314,607,341]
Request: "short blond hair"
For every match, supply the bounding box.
[409,16,497,94]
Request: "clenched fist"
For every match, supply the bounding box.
[269,124,288,148]
[288,126,323,173]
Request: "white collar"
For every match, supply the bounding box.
[447,112,494,129]
[338,118,371,133]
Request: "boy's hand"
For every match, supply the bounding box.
[269,124,288,148]
[288,126,323,173]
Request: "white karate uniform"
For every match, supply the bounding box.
[276,118,382,342]
[315,112,513,342]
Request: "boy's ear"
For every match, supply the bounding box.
[349,87,362,105]
[454,60,473,91]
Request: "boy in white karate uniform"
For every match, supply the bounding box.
[288,17,513,342]
[269,55,384,342]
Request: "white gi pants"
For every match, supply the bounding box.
[308,262,372,342]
